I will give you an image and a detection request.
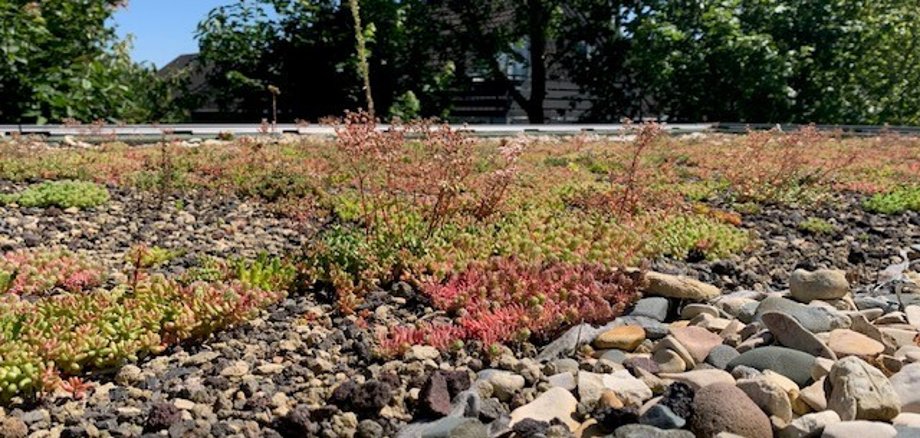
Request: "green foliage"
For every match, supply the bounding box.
[233,253,296,292]
[0,0,191,123]
[649,215,750,261]
[798,217,837,235]
[195,0,456,120]
[567,0,920,123]
[125,245,182,270]
[863,187,920,214]
[0,180,109,209]
[0,250,288,401]
[681,180,730,202]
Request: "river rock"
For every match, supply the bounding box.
[630,297,670,322]
[889,363,920,413]
[690,382,772,438]
[509,387,579,432]
[789,269,849,302]
[826,329,885,358]
[754,296,844,333]
[737,377,793,422]
[778,410,840,438]
[644,272,720,301]
[670,326,724,363]
[728,346,817,387]
[821,421,897,438]
[761,311,837,359]
[477,370,524,402]
[826,356,900,421]
[594,325,646,351]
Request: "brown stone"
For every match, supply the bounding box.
[690,382,772,438]
[594,325,646,351]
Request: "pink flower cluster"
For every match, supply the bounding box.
[377,257,642,356]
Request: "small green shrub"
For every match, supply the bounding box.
[649,214,750,260]
[798,217,836,234]
[125,245,183,269]
[0,180,109,209]
[0,251,293,401]
[681,180,729,202]
[733,202,762,215]
[863,186,920,214]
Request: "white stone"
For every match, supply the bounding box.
[509,387,579,431]
[827,356,900,421]
[778,410,840,438]
[600,370,653,407]
[820,420,897,438]
[889,362,920,413]
[737,377,793,422]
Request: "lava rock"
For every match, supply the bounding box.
[145,402,182,432]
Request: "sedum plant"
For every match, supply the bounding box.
[0,249,105,296]
[0,250,294,402]
[863,186,920,214]
[0,180,109,209]
[377,257,643,356]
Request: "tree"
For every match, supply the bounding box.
[0,0,189,123]
[428,0,563,124]
[196,0,456,122]
[565,0,920,124]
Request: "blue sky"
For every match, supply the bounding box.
[113,0,234,68]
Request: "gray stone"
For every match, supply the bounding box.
[548,372,577,391]
[762,311,837,360]
[778,410,840,438]
[630,297,670,322]
[599,349,628,364]
[754,296,846,333]
[727,346,817,387]
[537,323,607,361]
[639,404,686,429]
[706,345,740,370]
[476,370,524,402]
[789,269,850,302]
[617,316,670,340]
[397,417,489,438]
[614,424,695,438]
[895,425,920,438]
[821,421,897,438]
[891,363,920,413]
[827,356,901,421]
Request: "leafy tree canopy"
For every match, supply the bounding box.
[0,0,191,124]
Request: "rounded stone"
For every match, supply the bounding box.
[670,326,724,363]
[827,329,885,358]
[690,382,772,438]
[0,417,27,438]
[789,269,849,302]
[705,345,741,370]
[754,296,843,333]
[594,325,646,351]
[727,346,817,387]
[826,356,900,421]
[890,363,920,413]
[644,272,720,301]
[821,420,897,438]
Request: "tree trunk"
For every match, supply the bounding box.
[526,0,548,124]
